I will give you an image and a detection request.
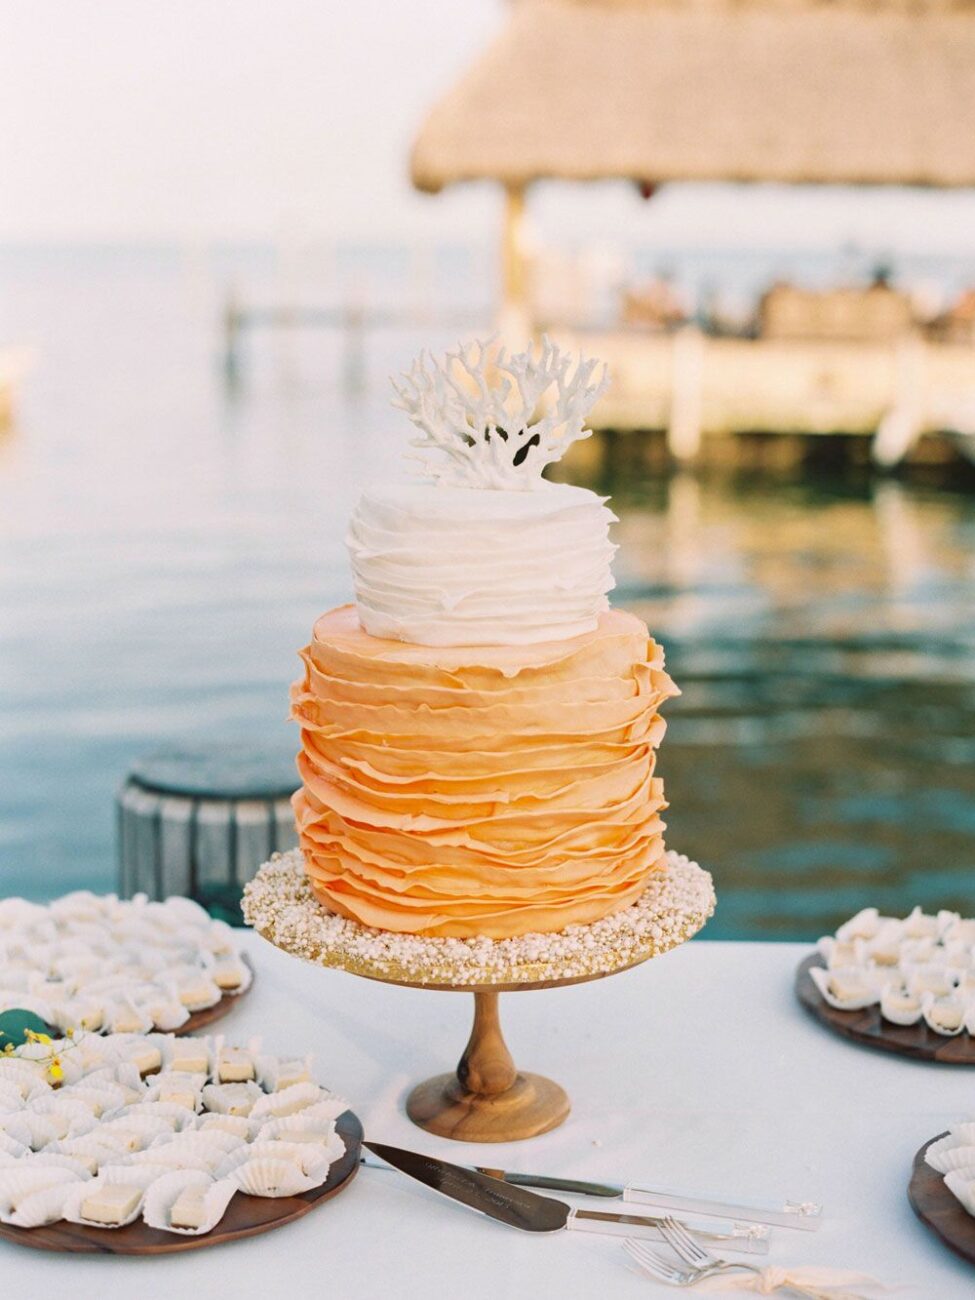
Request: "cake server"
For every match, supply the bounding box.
[363,1142,769,1253]
[474,1166,823,1232]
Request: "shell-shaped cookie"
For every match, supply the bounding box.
[210,959,252,997]
[160,1036,212,1074]
[922,995,967,1036]
[944,918,975,947]
[97,1160,174,1188]
[0,1059,48,1095]
[809,965,879,1011]
[930,1144,975,1176]
[49,891,104,925]
[925,1133,975,1174]
[295,1095,350,1124]
[29,1095,99,1140]
[111,1035,165,1077]
[112,1060,149,1098]
[152,1069,208,1090]
[935,909,962,937]
[144,995,190,1032]
[77,1064,123,1089]
[229,1156,326,1198]
[905,965,958,999]
[201,1082,263,1116]
[97,1113,175,1153]
[116,1100,197,1132]
[254,1112,338,1145]
[898,936,938,966]
[67,1081,130,1119]
[61,1173,148,1229]
[217,1139,333,1181]
[902,906,940,940]
[942,942,975,973]
[177,977,222,1012]
[150,1129,246,1168]
[72,1042,117,1077]
[105,998,154,1036]
[814,937,855,968]
[49,997,104,1035]
[28,1151,96,1179]
[196,1112,256,1141]
[44,1136,119,1176]
[203,920,237,957]
[835,908,882,944]
[950,1122,975,1145]
[256,1054,313,1094]
[859,924,904,968]
[142,1168,237,1236]
[6,1180,76,1227]
[0,1080,25,1115]
[0,1166,80,1221]
[179,1128,246,1156]
[944,1168,975,1217]
[249,1082,322,1121]
[161,897,211,929]
[879,987,923,1026]
[2,1110,61,1151]
[0,1129,28,1160]
[126,1144,211,1175]
[0,898,48,928]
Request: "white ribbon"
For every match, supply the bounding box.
[695,1266,893,1297]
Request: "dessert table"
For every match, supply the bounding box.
[3,935,971,1295]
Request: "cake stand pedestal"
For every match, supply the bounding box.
[406,987,570,1141]
[244,849,715,1144]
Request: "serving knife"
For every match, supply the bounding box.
[363,1141,769,1253]
[474,1165,822,1232]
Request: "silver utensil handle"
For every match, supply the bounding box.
[624,1185,823,1231]
[566,1209,770,1254]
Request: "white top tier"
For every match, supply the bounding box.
[347,480,617,647]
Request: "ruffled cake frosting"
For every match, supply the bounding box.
[347,480,616,647]
[291,605,679,938]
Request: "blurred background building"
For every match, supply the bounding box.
[1,0,974,937]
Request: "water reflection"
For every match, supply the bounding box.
[564,448,975,937]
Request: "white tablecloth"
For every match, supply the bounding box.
[4,936,972,1296]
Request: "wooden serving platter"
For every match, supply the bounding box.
[795,955,975,1065]
[0,1108,363,1255]
[178,954,255,1035]
[909,1133,975,1267]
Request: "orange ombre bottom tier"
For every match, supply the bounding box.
[291,605,679,939]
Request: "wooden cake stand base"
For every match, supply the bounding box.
[244,849,715,1144]
[406,990,570,1142]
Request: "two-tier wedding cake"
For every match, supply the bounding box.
[290,338,678,940]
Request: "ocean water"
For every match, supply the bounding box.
[1,243,974,940]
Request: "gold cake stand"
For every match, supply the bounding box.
[244,850,715,1144]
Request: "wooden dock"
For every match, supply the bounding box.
[221,296,486,391]
[555,326,975,467]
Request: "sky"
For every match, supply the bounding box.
[4,0,975,254]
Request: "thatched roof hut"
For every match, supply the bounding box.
[412,0,975,193]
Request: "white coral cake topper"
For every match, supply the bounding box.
[391,336,609,489]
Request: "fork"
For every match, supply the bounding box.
[623,1232,848,1299]
[654,1216,866,1299]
